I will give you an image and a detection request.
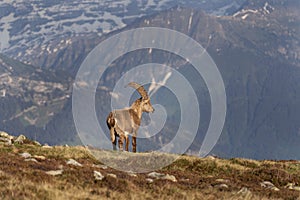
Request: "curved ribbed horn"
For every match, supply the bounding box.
[127,82,149,99]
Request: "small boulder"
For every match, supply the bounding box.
[25,158,38,163]
[162,174,177,182]
[285,183,300,191]
[67,159,82,167]
[14,135,26,144]
[94,171,104,181]
[92,164,108,170]
[46,170,63,176]
[20,152,31,159]
[260,181,280,191]
[147,172,165,179]
[237,187,250,194]
[206,155,216,160]
[216,178,230,183]
[33,141,41,146]
[42,144,53,149]
[107,173,117,179]
[0,131,9,138]
[146,178,154,183]
[0,132,14,145]
[0,137,12,145]
[215,183,229,190]
[147,172,177,182]
[33,155,46,161]
[127,171,137,177]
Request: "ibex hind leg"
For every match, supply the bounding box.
[132,136,137,153]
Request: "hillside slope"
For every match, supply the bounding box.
[0,132,300,199]
[0,54,76,144]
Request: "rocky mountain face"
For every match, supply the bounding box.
[0,53,77,144]
[0,0,299,159]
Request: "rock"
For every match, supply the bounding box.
[147,172,165,179]
[25,158,38,163]
[20,152,31,159]
[206,155,216,160]
[285,183,300,191]
[46,170,63,176]
[292,186,300,191]
[237,187,251,194]
[127,172,137,177]
[5,139,12,146]
[215,183,229,190]
[66,159,82,167]
[261,181,275,187]
[162,174,177,182]
[147,172,177,182]
[0,132,9,138]
[260,181,280,191]
[0,137,12,145]
[94,171,104,181]
[42,144,53,149]
[0,132,14,145]
[33,141,41,146]
[216,178,230,183]
[92,164,108,170]
[146,178,154,183]
[33,155,46,161]
[107,173,117,179]
[14,135,26,144]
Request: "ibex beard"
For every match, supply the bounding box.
[106,82,155,152]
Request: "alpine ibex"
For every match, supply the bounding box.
[106,82,154,152]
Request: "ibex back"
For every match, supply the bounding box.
[106,82,154,152]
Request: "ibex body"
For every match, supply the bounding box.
[106,82,154,152]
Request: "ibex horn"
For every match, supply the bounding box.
[127,82,149,99]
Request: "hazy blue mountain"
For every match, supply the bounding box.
[0,0,299,159]
[0,53,78,144]
[93,0,300,159]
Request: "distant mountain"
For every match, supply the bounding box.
[0,53,78,144]
[0,0,246,69]
[0,0,299,159]
[90,0,300,159]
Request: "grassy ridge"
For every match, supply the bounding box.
[0,142,300,199]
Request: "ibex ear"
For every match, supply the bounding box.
[127,82,149,100]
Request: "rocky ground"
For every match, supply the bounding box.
[0,131,300,199]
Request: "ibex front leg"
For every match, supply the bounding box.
[115,126,126,151]
[118,133,125,151]
[110,128,117,150]
[125,134,129,151]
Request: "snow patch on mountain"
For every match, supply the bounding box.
[0,0,246,62]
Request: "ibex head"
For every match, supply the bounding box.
[128,82,154,113]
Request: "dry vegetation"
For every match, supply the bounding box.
[0,141,300,200]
